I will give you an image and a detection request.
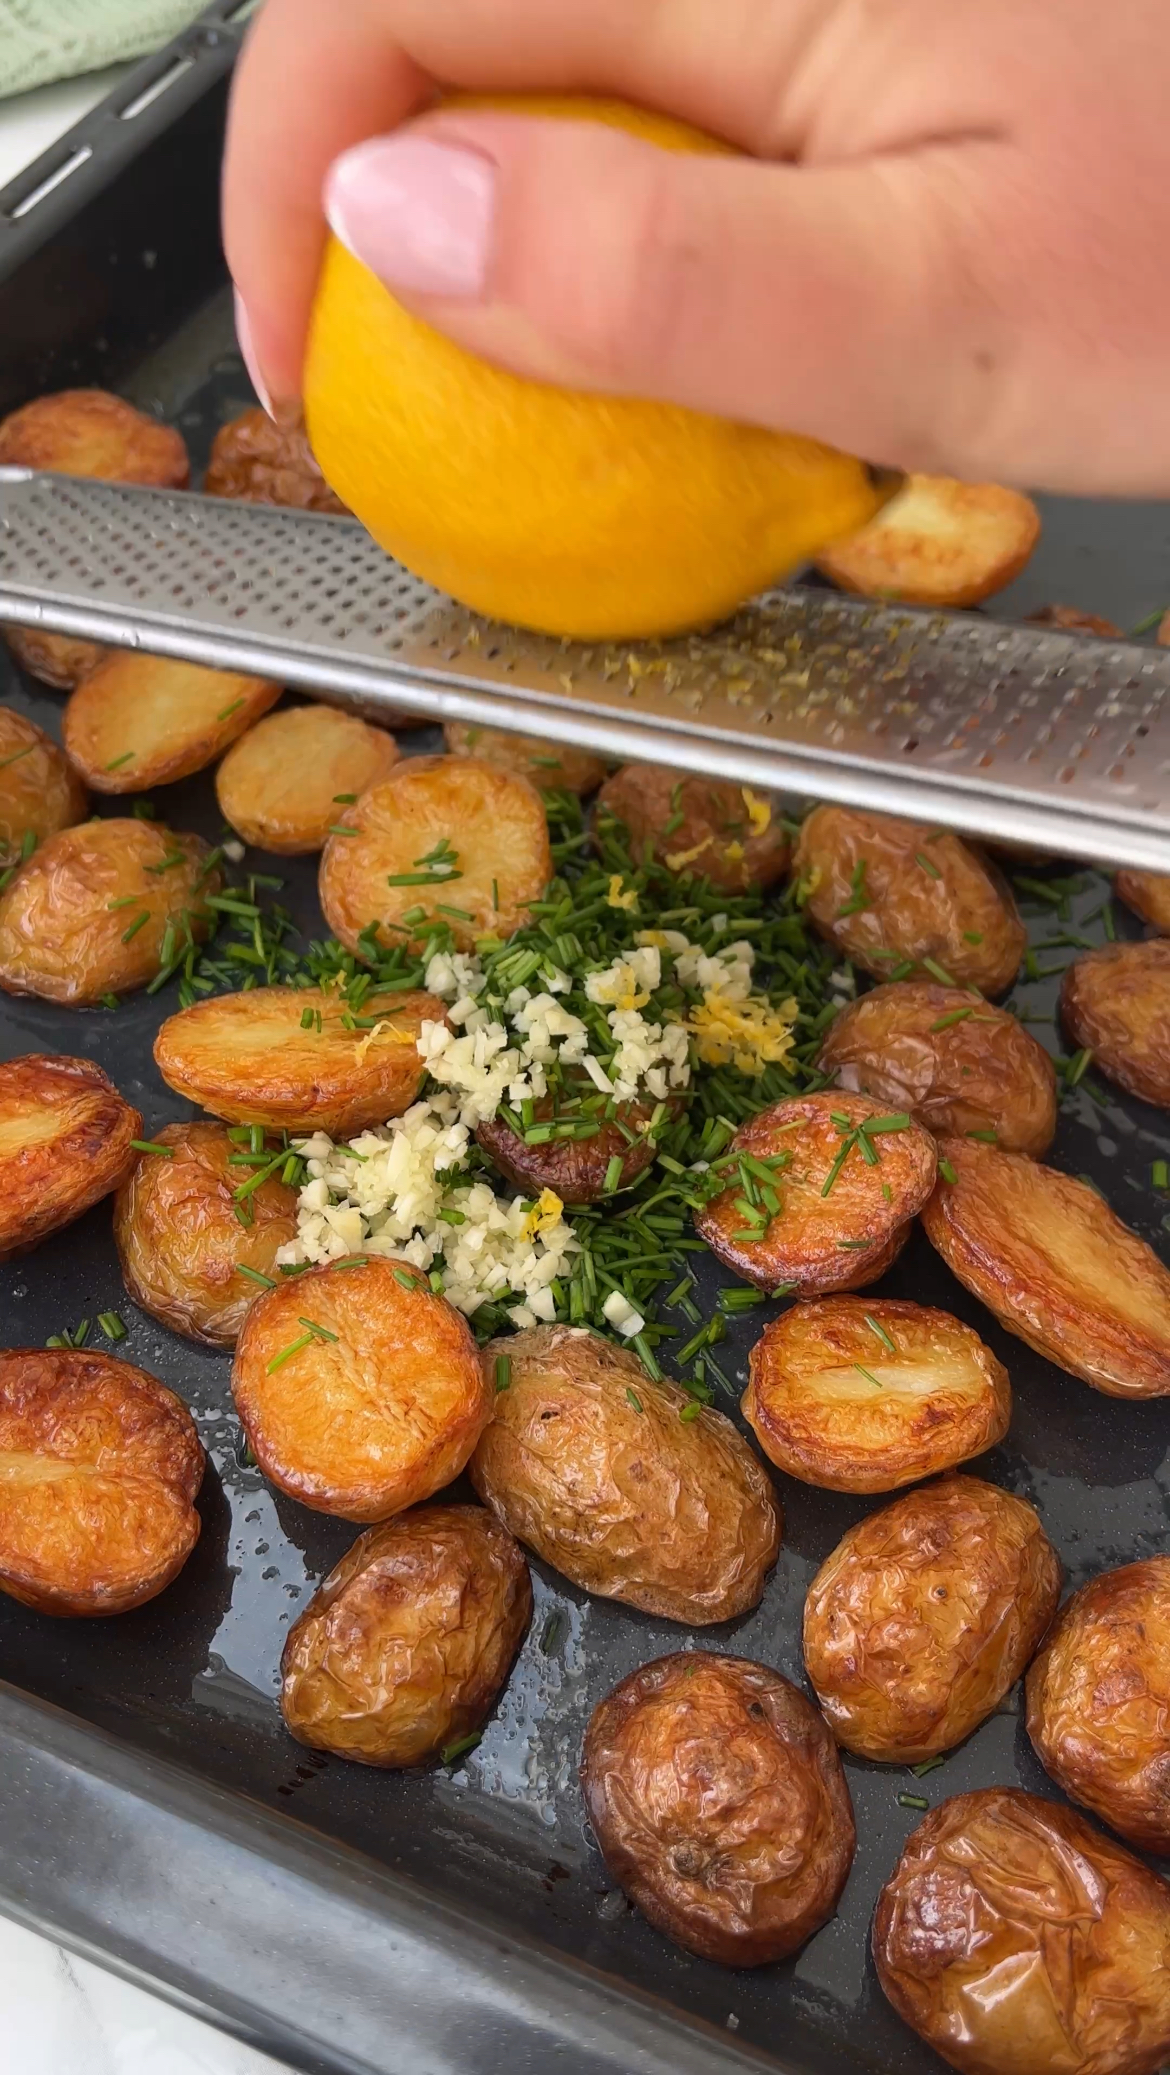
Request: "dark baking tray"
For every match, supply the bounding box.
[1,18,1169,2075]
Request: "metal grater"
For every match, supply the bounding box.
[2,465,1169,871]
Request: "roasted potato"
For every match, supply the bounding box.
[803,1476,1059,1763]
[794,805,1026,995]
[1061,939,1170,1109]
[743,1298,1011,1494]
[596,764,790,892]
[0,1053,141,1261]
[154,984,444,1136]
[581,1652,855,1967]
[204,405,348,513]
[1025,1557,1170,1855]
[215,704,399,853]
[469,1326,780,1624]
[319,755,551,955]
[816,474,1041,607]
[63,654,281,793]
[444,722,607,796]
[1026,605,1121,637]
[873,1788,1170,2075]
[922,1137,1170,1397]
[3,627,106,694]
[233,1256,491,1521]
[694,1092,937,1296]
[0,1347,204,1616]
[0,817,217,1007]
[476,1091,673,1205]
[0,706,88,862]
[280,1504,531,1767]
[818,981,1057,1155]
[1114,868,1170,935]
[113,1123,299,1347]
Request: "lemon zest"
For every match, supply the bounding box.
[722,840,745,864]
[524,1187,565,1239]
[687,988,799,1076]
[606,874,639,912]
[665,836,713,872]
[742,787,772,838]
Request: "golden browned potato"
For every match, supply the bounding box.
[319,755,551,954]
[1061,939,1170,1109]
[444,721,607,796]
[113,1123,299,1348]
[154,984,444,1135]
[233,1256,491,1522]
[596,764,791,892]
[1025,1557,1170,1855]
[216,705,399,853]
[0,1347,204,1616]
[794,804,1026,995]
[4,627,106,693]
[694,1091,937,1296]
[922,1137,1170,1398]
[1026,605,1121,637]
[804,1476,1060,1762]
[1161,611,1170,647]
[470,1326,780,1624]
[818,981,1058,1155]
[280,1504,531,1767]
[581,1653,855,1967]
[0,706,87,863]
[743,1298,1011,1494]
[873,1788,1170,2075]
[0,1053,141,1261]
[1114,868,1170,934]
[63,654,281,793]
[204,405,349,513]
[476,1091,674,1206]
[816,474,1041,607]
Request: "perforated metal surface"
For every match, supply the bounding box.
[3,465,1170,868]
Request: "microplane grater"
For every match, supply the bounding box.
[1,465,1169,871]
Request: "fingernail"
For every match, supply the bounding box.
[325,134,496,299]
[233,287,274,418]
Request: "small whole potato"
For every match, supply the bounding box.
[216,704,399,852]
[819,982,1057,1156]
[597,764,790,892]
[444,721,607,796]
[581,1653,855,1967]
[64,654,281,793]
[233,1256,491,1521]
[1062,939,1170,1109]
[204,405,348,513]
[0,1347,204,1616]
[476,1091,674,1205]
[873,1788,1170,2075]
[816,474,1041,607]
[4,627,106,693]
[744,1298,1011,1493]
[0,706,87,861]
[0,1053,141,1261]
[1115,868,1170,935]
[470,1326,780,1625]
[1025,1557,1170,1855]
[1026,605,1121,637]
[280,1504,531,1767]
[794,804,1026,996]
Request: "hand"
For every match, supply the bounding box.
[223,0,1170,493]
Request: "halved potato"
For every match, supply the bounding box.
[1026,605,1121,637]
[0,1053,141,1260]
[204,405,348,513]
[4,628,106,693]
[232,1256,491,1521]
[63,654,281,793]
[319,755,551,954]
[694,1091,937,1295]
[216,704,399,853]
[0,1347,204,1616]
[816,474,1041,607]
[0,705,88,862]
[1115,869,1170,934]
[743,1297,1011,1493]
[922,1137,1170,1397]
[596,764,791,892]
[0,818,218,1007]
[154,984,444,1135]
[476,1091,673,1205]
[114,1122,299,1348]
[444,722,607,796]
[1062,939,1170,1109]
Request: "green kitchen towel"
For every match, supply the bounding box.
[0,1,208,101]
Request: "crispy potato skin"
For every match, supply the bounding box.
[581,1652,854,1967]
[476,1093,673,1205]
[695,1092,936,1296]
[1062,940,1170,1109]
[0,705,88,858]
[0,819,217,1006]
[114,1123,298,1348]
[1115,869,1170,935]
[819,982,1057,1156]
[64,655,282,793]
[216,704,399,852]
[469,1326,780,1624]
[873,1788,1170,2075]
[597,764,790,892]
[1025,1558,1170,1855]
[319,755,551,953]
[233,1257,491,1522]
[280,1504,531,1767]
[204,406,349,513]
[744,1299,1011,1494]
[4,626,106,693]
[816,475,1040,608]
[0,1347,203,1616]
[922,1137,1170,1398]
[444,722,607,796]
[0,388,188,486]
[154,984,444,1135]
[803,1476,1060,1762]
[0,1053,141,1261]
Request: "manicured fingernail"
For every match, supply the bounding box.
[325,135,496,299]
[233,288,274,418]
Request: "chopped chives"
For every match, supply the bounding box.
[625,1386,644,1413]
[931,1007,973,1031]
[1066,1047,1093,1087]
[216,697,246,721]
[864,1314,897,1354]
[854,1362,883,1389]
[235,1264,276,1288]
[911,1756,945,1778]
[130,1139,174,1157]
[97,1311,127,1341]
[104,750,135,771]
[939,1157,958,1184]
[266,1331,313,1372]
[921,957,957,986]
[440,1732,481,1767]
[494,1354,511,1393]
[0,742,35,771]
[898,1793,929,1811]
[393,1267,418,1291]
[299,1315,339,1342]
[1153,1161,1169,1191]
[915,852,941,879]
[603,1154,623,1193]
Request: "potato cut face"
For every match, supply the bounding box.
[0,818,218,1006]
[597,763,790,892]
[0,1347,204,1616]
[0,387,189,486]
[1115,868,1170,935]
[922,1136,1170,1397]
[1062,939,1170,1109]
[0,1053,141,1261]
[204,406,349,513]
[280,1504,531,1767]
[804,1476,1060,1762]
[319,755,551,953]
[0,705,88,862]
[64,654,281,792]
[695,1091,936,1295]
[154,983,444,1134]
[744,1297,1011,1492]
[476,1091,669,1205]
[4,627,106,692]
[216,704,399,852]
[816,474,1040,607]
[795,804,1026,995]
[232,1257,491,1521]
[444,721,608,796]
